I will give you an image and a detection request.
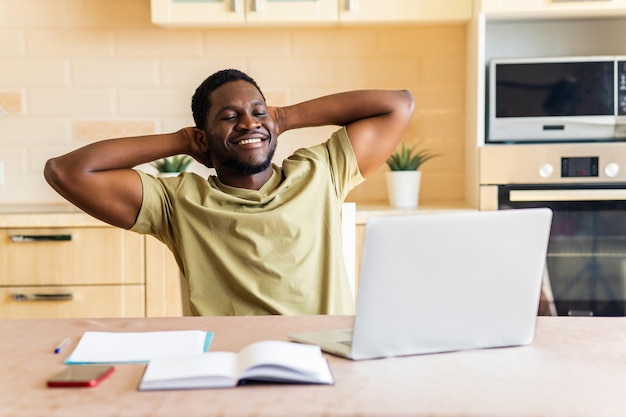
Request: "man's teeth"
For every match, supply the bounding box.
[238,138,262,145]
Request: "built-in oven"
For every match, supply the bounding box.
[480,143,626,316]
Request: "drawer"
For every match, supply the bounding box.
[0,227,144,286]
[0,285,145,318]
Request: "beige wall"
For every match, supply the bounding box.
[0,0,466,205]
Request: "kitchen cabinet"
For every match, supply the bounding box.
[151,0,338,26]
[0,214,145,319]
[480,0,626,19]
[150,0,471,27]
[339,0,471,23]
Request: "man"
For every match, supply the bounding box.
[44,69,414,316]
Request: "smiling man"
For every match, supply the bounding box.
[44,69,414,316]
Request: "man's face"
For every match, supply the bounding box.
[203,80,277,177]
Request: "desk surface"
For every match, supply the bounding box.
[2,315,625,417]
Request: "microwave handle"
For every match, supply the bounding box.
[510,189,626,202]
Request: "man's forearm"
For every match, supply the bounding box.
[47,129,193,175]
[275,90,413,133]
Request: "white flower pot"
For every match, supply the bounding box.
[386,171,422,209]
[157,172,180,178]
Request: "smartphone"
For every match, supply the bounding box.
[47,365,115,388]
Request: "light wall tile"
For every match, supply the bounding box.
[118,88,190,116]
[71,59,159,87]
[0,173,65,205]
[203,29,291,57]
[72,120,156,142]
[0,118,70,144]
[115,30,203,57]
[420,54,466,85]
[249,58,335,87]
[334,57,420,89]
[292,28,379,57]
[0,90,23,113]
[0,0,66,29]
[0,30,23,57]
[160,116,194,133]
[412,85,465,112]
[0,59,68,87]
[0,148,27,173]
[25,30,114,57]
[28,89,115,116]
[421,172,465,200]
[379,25,466,56]
[159,58,247,87]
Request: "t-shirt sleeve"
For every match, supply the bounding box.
[309,127,365,200]
[129,170,175,245]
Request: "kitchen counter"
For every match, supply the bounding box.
[355,200,476,224]
[0,205,107,228]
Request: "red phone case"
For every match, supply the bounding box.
[47,365,115,388]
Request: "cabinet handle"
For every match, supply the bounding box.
[249,0,258,12]
[12,293,74,302]
[229,0,239,12]
[344,0,356,12]
[10,234,72,243]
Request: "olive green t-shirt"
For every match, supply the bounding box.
[131,127,364,316]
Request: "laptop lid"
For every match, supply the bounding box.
[346,208,552,360]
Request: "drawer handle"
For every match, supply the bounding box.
[10,234,72,243]
[12,293,74,302]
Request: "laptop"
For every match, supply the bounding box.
[289,208,553,360]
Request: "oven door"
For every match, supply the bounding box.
[499,184,626,316]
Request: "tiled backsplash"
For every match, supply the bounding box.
[0,0,466,205]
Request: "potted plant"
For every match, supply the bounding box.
[385,141,438,209]
[151,155,193,178]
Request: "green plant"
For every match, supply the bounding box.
[151,155,193,173]
[386,142,438,171]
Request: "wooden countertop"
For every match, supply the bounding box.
[0,205,107,228]
[2,315,626,417]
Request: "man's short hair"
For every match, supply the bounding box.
[191,69,265,130]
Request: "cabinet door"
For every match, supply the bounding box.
[0,227,144,286]
[151,0,246,26]
[481,0,626,17]
[0,285,145,318]
[246,0,338,23]
[339,0,472,23]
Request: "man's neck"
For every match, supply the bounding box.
[215,168,274,190]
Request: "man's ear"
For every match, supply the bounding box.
[193,128,214,168]
[194,128,208,152]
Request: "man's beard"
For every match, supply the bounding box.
[223,143,276,175]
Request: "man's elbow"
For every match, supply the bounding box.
[399,89,415,118]
[43,157,67,191]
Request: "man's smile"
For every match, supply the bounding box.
[236,137,263,145]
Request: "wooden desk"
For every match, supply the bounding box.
[1,315,625,417]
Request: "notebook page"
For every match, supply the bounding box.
[65,330,213,364]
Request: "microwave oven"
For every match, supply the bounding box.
[488,56,626,143]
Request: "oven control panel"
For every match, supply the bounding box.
[561,157,599,178]
[480,144,626,184]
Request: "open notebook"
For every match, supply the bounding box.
[290,208,552,360]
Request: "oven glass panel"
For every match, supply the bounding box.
[499,185,626,316]
[495,61,614,118]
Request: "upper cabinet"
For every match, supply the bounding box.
[480,0,626,19]
[150,0,472,27]
[339,0,472,23]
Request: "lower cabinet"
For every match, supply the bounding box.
[0,285,145,319]
[0,218,146,319]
